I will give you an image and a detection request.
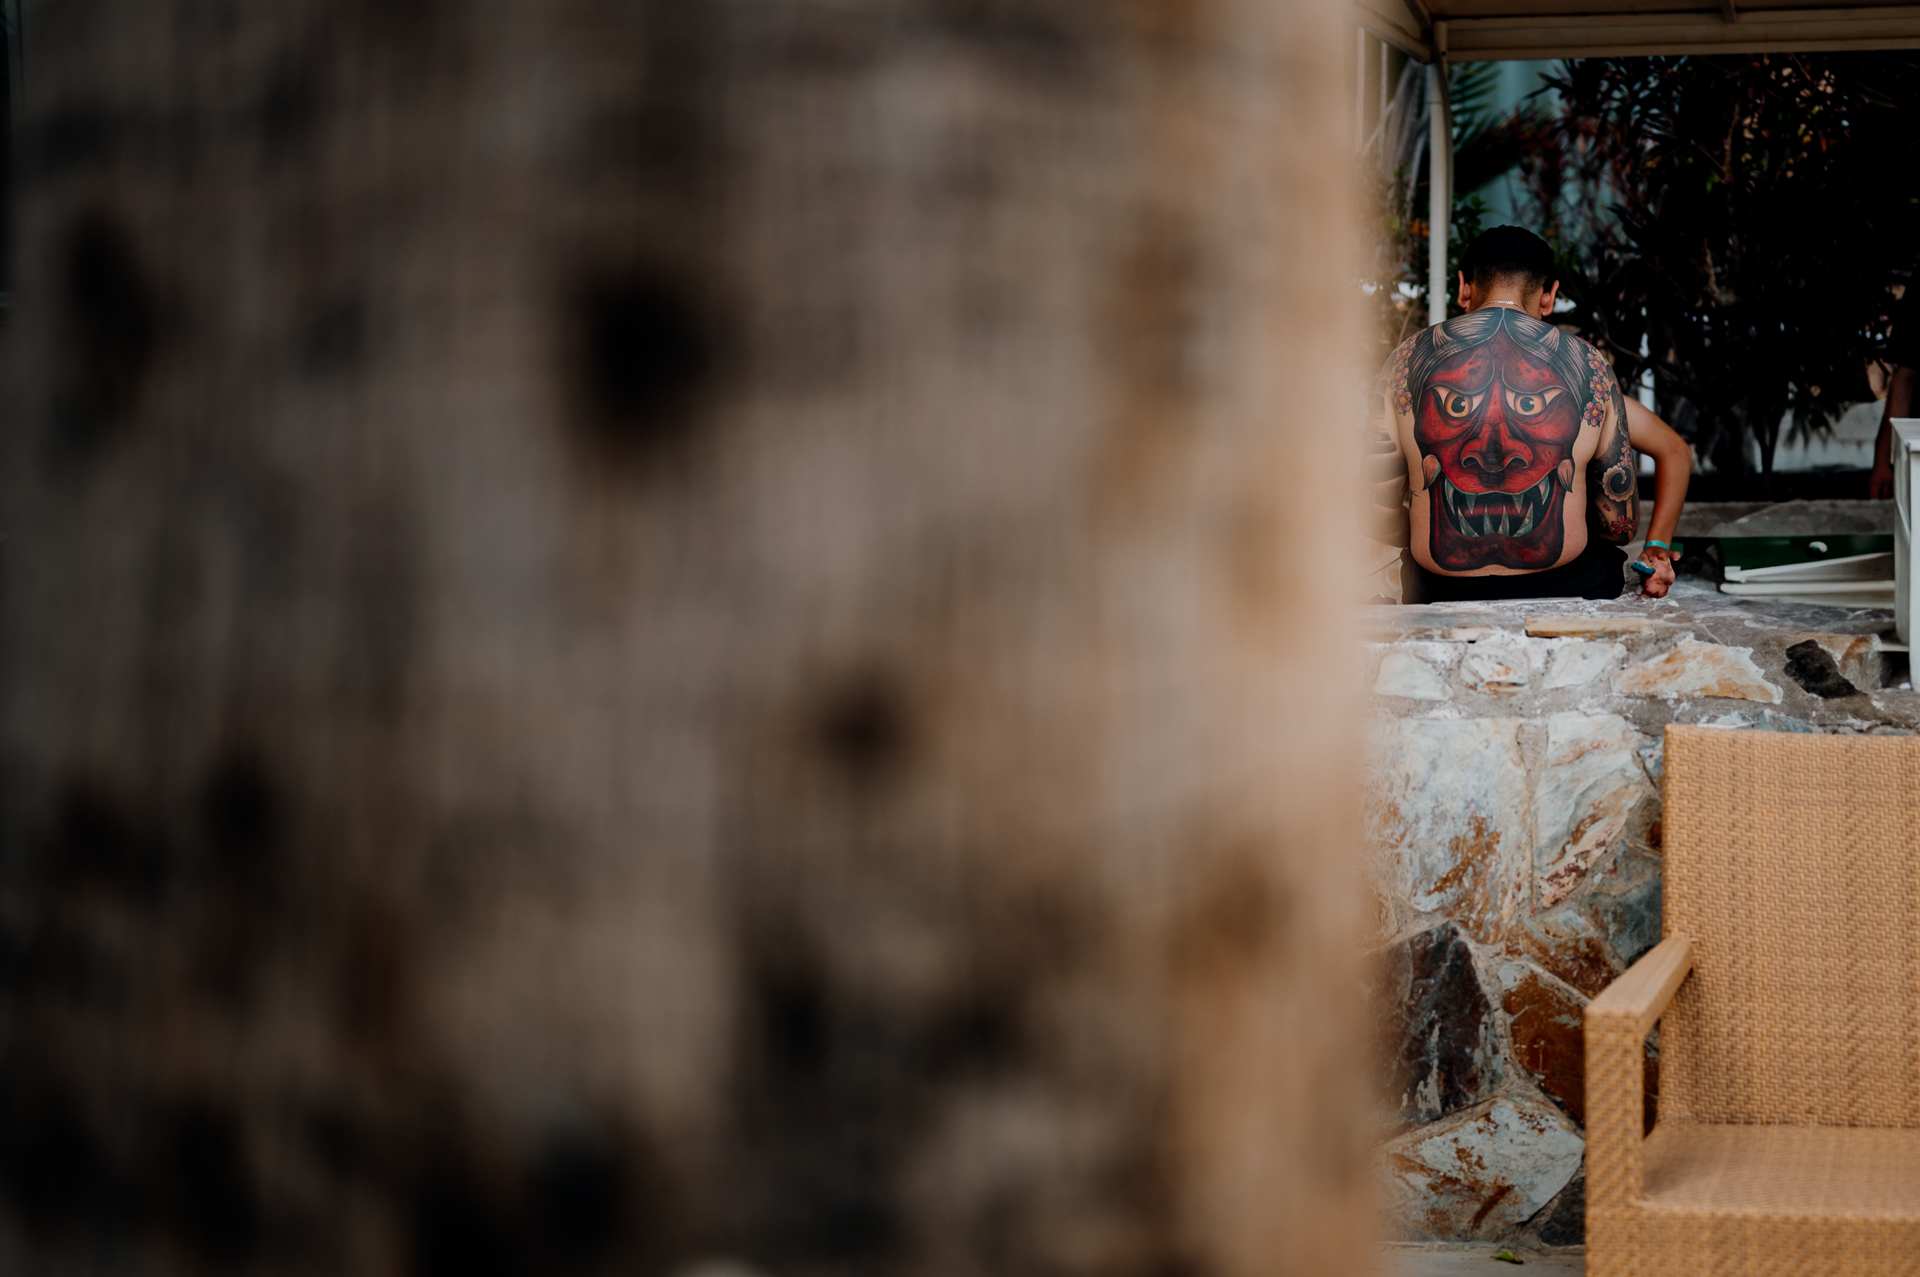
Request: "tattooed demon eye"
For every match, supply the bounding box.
[1434,388,1479,418]
[1504,387,1563,418]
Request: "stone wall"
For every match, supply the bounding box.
[1361,578,1916,1247]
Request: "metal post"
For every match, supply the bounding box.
[1637,332,1657,410]
[1427,58,1451,328]
[1380,39,1389,128]
[1355,29,1367,152]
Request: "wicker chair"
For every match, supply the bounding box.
[1585,725,1920,1276]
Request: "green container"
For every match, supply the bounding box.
[1716,534,1894,572]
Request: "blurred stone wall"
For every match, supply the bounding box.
[0,2,1374,1276]
[1362,588,1916,1247]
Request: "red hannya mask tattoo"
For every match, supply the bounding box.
[1401,310,1598,571]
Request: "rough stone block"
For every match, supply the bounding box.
[1644,1034,1661,1136]
[1364,883,1398,949]
[1687,708,1815,734]
[1367,719,1531,943]
[1543,640,1621,689]
[1495,962,1587,1123]
[1525,615,1653,639]
[1536,1174,1585,1246]
[1592,867,1662,972]
[1363,608,1525,643]
[1379,1094,1585,1242]
[1368,922,1501,1134]
[1462,643,1530,697]
[1783,639,1860,699]
[1614,637,1781,703]
[1806,632,1895,690]
[1374,648,1451,701]
[1636,737,1662,783]
[1533,714,1654,908]
[1510,846,1661,998]
[1509,905,1617,998]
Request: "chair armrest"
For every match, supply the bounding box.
[1584,934,1693,1213]
[1589,933,1693,1037]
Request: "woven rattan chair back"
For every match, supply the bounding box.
[1662,725,1920,1128]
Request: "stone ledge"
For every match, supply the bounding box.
[1525,615,1655,639]
[1362,609,1530,643]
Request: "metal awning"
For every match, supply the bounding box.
[1358,0,1920,62]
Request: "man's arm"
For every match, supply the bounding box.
[1869,365,1916,500]
[1587,371,1638,545]
[1366,344,1414,549]
[1368,440,1410,546]
[1623,398,1691,599]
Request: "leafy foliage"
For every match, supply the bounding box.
[1365,61,1552,369]
[1522,55,1920,482]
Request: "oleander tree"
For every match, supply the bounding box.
[1525,54,1920,486]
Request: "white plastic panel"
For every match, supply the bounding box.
[1723,552,1893,585]
[1895,420,1920,645]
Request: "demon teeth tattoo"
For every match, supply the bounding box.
[1437,471,1558,540]
[1388,307,1633,573]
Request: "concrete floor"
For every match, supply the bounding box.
[1383,1246,1584,1276]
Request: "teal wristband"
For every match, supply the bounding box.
[1645,539,1672,552]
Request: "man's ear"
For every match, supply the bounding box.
[1537,280,1561,319]
[1455,271,1472,312]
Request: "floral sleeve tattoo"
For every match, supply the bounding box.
[1388,337,1415,421]
[1586,369,1638,544]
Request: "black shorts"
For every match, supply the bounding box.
[1402,537,1627,604]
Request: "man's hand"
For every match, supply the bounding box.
[1870,461,1895,500]
[1637,544,1675,599]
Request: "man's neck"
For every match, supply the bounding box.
[1468,293,1539,315]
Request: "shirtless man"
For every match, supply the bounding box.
[1377,226,1692,602]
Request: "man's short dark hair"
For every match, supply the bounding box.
[1460,225,1557,293]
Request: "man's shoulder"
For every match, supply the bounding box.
[1554,323,1608,362]
[1380,328,1424,371]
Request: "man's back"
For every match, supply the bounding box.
[1381,307,1636,583]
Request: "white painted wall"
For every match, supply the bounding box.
[1769,399,1882,472]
